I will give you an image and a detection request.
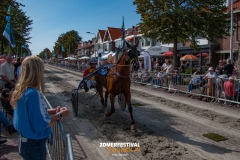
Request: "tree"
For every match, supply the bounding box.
[0,0,33,55]
[53,30,82,58]
[133,0,230,68]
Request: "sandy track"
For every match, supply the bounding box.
[44,64,240,160]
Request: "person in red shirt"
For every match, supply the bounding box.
[224,76,237,100]
[83,58,97,92]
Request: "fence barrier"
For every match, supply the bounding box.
[43,96,74,160]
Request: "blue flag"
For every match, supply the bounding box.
[7,6,11,15]
[52,50,55,57]
[62,45,65,52]
[22,42,27,49]
[3,15,16,48]
[121,17,125,51]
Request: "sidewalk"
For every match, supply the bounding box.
[0,125,20,159]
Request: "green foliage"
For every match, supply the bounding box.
[133,0,229,68]
[184,67,197,74]
[0,0,33,55]
[53,30,82,58]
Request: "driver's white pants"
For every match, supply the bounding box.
[87,80,96,88]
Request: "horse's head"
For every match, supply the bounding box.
[126,40,140,71]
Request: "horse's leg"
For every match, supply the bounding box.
[124,91,135,130]
[105,92,115,116]
[97,85,105,108]
[104,90,109,108]
[95,74,105,108]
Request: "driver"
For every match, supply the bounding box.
[83,58,97,92]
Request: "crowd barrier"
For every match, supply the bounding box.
[131,70,240,106]
[43,96,74,160]
[47,62,240,107]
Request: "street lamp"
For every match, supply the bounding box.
[86,32,96,58]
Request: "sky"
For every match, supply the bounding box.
[15,0,141,55]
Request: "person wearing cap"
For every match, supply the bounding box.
[224,76,238,101]
[201,67,217,95]
[83,58,97,92]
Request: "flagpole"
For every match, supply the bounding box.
[230,0,234,60]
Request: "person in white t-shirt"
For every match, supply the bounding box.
[0,55,16,90]
[201,67,217,94]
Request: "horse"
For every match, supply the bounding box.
[95,40,140,130]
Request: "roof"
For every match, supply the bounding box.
[99,30,105,42]
[226,0,240,12]
[104,27,122,41]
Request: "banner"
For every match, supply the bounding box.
[143,51,151,71]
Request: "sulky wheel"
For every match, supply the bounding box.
[118,93,126,111]
[71,90,78,116]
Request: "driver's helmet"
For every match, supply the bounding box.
[90,58,97,64]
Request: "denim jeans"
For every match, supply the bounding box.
[152,79,160,86]
[19,136,48,160]
[0,110,11,133]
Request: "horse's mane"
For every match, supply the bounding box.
[116,48,127,64]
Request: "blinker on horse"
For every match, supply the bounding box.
[95,40,140,130]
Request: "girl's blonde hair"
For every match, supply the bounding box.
[10,56,45,108]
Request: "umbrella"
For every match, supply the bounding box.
[196,52,209,57]
[180,54,198,61]
[162,51,179,57]
[79,56,90,60]
[162,51,173,57]
[0,59,6,65]
[64,57,77,60]
[204,56,209,60]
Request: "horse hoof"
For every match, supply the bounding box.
[104,111,111,117]
[131,125,136,130]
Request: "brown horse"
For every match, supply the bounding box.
[95,41,140,130]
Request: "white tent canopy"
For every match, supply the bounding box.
[79,56,90,60]
[64,57,77,60]
[102,51,115,59]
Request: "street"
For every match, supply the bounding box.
[44,64,240,160]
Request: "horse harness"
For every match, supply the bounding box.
[106,53,136,78]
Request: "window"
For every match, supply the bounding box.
[141,37,151,47]
[115,40,121,48]
[103,42,109,52]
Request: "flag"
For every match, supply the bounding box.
[62,45,65,52]
[2,15,16,48]
[121,16,125,51]
[7,6,11,15]
[22,42,27,49]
